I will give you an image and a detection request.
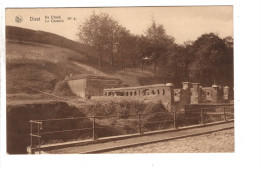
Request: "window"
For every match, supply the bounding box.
[157,90,160,95]
[163,89,165,95]
[116,92,124,96]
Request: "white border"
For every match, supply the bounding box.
[1,0,260,169]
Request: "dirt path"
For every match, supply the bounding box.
[115,68,154,86]
[72,62,154,87]
[71,61,108,76]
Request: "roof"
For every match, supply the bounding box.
[68,74,119,81]
[104,84,167,91]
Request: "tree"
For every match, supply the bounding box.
[188,33,233,86]
[77,12,121,68]
[165,42,193,83]
[112,27,138,70]
[144,19,175,76]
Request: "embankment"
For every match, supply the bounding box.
[6,100,174,154]
[7,101,86,154]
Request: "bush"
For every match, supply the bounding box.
[52,81,75,96]
[143,102,167,114]
[79,100,147,117]
[143,112,174,131]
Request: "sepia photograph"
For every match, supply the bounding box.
[5,6,234,155]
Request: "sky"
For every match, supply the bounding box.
[6,6,233,44]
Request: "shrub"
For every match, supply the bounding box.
[143,112,174,131]
[52,81,75,96]
[79,100,147,117]
[143,102,167,114]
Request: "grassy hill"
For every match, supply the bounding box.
[6,26,117,73]
[6,40,94,100]
[6,26,95,57]
[6,26,165,102]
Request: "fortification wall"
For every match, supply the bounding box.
[102,84,174,111]
[67,74,230,112]
[67,74,122,97]
[67,79,86,98]
[86,78,121,96]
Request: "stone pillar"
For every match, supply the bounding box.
[182,82,191,90]
[191,83,200,104]
[211,84,218,103]
[165,83,174,112]
[178,82,192,111]
[223,86,230,100]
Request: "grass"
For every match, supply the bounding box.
[7,98,232,154]
[6,41,94,97]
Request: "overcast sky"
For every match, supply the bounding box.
[6,6,233,44]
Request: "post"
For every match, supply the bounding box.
[37,123,41,154]
[173,111,176,129]
[224,107,227,121]
[200,108,204,124]
[92,116,96,140]
[138,114,142,134]
[30,122,32,147]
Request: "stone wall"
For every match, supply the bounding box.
[102,83,174,111]
[67,74,122,98]
[86,78,121,96]
[173,89,181,101]
[67,75,230,112]
[67,78,86,98]
[98,82,230,112]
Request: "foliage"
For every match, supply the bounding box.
[188,33,233,86]
[143,101,167,114]
[8,14,234,90]
[77,14,233,88]
[77,12,138,69]
[143,112,174,130]
[142,19,175,76]
[79,100,149,116]
[52,80,74,96]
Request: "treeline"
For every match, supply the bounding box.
[77,12,233,87]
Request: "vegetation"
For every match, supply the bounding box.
[6,25,96,57]
[6,100,167,154]
[6,14,233,154]
[7,13,233,88]
[77,12,138,69]
[77,12,233,88]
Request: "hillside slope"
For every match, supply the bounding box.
[6,40,101,100]
[6,26,162,102]
[6,26,96,57]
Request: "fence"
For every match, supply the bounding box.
[29,105,234,154]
